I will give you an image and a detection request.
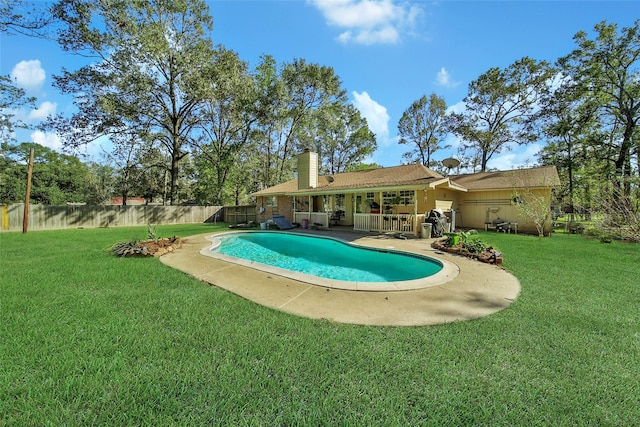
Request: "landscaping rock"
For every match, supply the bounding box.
[432,238,504,265]
[113,237,182,257]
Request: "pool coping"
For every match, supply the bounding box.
[160,229,521,326]
[199,231,460,292]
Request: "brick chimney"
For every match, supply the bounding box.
[297,149,318,189]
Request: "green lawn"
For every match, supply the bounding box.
[1,225,638,425]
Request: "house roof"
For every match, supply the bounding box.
[252,164,561,196]
[252,164,444,196]
[450,166,561,191]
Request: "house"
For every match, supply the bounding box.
[111,197,146,206]
[252,150,560,236]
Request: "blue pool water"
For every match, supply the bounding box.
[212,232,442,283]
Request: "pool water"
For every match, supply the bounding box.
[212,232,442,283]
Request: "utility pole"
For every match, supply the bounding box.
[23,147,34,233]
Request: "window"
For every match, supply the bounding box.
[365,192,380,213]
[399,190,415,206]
[382,191,397,206]
[382,191,397,213]
[265,196,277,207]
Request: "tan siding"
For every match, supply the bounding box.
[458,189,553,234]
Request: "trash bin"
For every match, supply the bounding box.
[260,222,267,230]
[421,222,432,239]
[301,219,309,229]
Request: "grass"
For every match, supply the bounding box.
[1,224,639,425]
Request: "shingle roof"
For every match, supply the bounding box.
[450,166,560,190]
[252,164,561,196]
[252,164,444,196]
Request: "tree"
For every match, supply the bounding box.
[250,55,287,190]
[295,101,376,174]
[537,73,599,220]
[0,0,53,37]
[0,75,36,145]
[192,47,256,205]
[397,93,450,166]
[558,20,640,199]
[448,57,554,172]
[251,58,348,187]
[51,0,215,204]
[85,161,115,205]
[511,186,553,238]
[0,142,91,204]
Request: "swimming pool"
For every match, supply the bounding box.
[203,231,457,291]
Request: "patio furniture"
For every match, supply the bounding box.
[329,210,344,225]
[485,218,518,234]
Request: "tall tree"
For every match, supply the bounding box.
[537,74,598,219]
[193,47,256,205]
[51,0,215,204]
[250,55,281,189]
[397,93,450,166]
[0,142,91,204]
[301,102,377,174]
[558,20,640,199]
[280,59,347,179]
[0,0,53,37]
[448,57,553,171]
[0,75,36,145]
[252,58,347,187]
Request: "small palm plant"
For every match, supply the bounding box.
[147,223,159,242]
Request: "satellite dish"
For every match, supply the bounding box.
[327,175,335,183]
[442,158,460,169]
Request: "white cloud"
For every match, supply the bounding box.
[28,101,57,121]
[436,67,460,88]
[446,100,466,115]
[11,60,46,92]
[488,143,542,171]
[31,130,62,151]
[351,90,391,146]
[309,0,422,45]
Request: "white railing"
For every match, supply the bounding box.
[293,211,329,228]
[353,213,415,234]
[294,211,309,224]
[353,213,370,231]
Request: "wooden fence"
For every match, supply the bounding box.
[1,204,225,232]
[223,205,257,224]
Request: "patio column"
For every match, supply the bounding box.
[413,192,418,236]
[379,191,383,232]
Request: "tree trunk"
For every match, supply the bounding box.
[613,119,635,200]
[169,153,180,205]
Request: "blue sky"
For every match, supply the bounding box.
[2,0,638,169]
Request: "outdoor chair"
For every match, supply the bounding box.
[329,210,344,225]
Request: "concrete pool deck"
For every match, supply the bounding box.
[160,229,521,327]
